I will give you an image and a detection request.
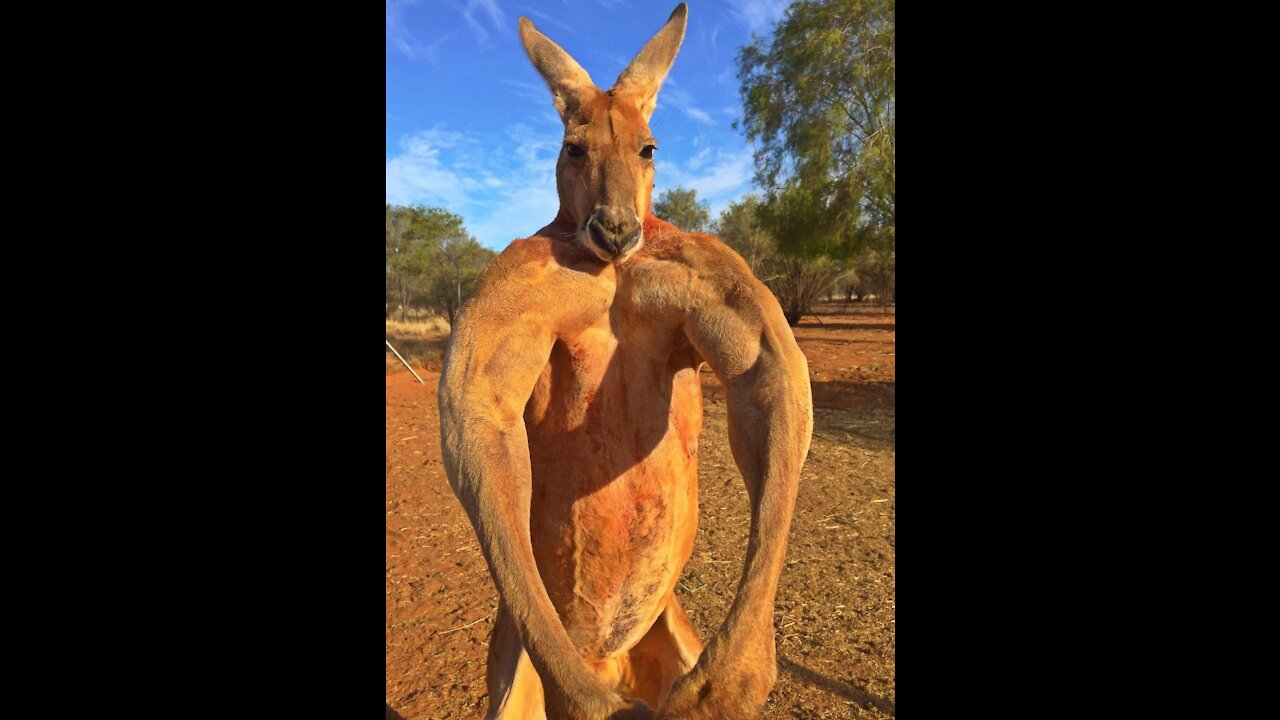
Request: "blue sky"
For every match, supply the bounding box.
[386,0,790,250]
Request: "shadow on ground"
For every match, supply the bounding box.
[810,379,895,413]
[795,321,896,333]
[780,657,896,717]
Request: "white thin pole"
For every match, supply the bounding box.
[385,340,425,385]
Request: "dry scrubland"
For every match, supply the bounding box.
[384,316,451,374]
[386,302,896,719]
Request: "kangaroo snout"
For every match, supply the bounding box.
[587,206,642,256]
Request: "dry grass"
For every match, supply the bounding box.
[386,316,452,337]
[386,316,451,375]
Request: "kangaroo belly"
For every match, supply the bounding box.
[535,451,696,656]
[525,348,702,658]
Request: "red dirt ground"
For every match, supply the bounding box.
[386,302,895,719]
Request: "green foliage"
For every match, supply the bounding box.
[652,187,711,232]
[716,196,849,326]
[856,243,895,307]
[385,204,495,323]
[715,195,776,278]
[736,0,895,261]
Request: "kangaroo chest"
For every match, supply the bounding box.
[522,290,704,657]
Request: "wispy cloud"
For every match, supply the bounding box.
[386,0,424,58]
[716,63,736,87]
[386,125,561,249]
[461,0,508,45]
[661,87,715,126]
[522,6,575,34]
[685,147,712,171]
[386,129,482,211]
[682,107,714,124]
[503,80,563,127]
[386,0,462,63]
[504,78,551,104]
[658,149,756,218]
[730,0,789,34]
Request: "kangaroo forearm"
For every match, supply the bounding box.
[474,511,584,676]
[444,418,595,690]
[724,424,804,629]
[721,356,811,634]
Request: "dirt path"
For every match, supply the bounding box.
[386,304,895,719]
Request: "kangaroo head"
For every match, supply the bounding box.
[518,4,687,263]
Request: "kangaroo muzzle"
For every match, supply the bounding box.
[585,206,643,258]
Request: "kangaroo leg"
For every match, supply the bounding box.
[486,601,547,720]
[620,594,704,709]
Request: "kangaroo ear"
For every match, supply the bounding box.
[611,4,687,121]
[519,17,596,124]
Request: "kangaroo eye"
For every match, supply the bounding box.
[565,143,584,158]
[639,145,656,160]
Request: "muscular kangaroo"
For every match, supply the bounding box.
[438,5,812,718]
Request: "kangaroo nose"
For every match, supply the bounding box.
[588,206,642,256]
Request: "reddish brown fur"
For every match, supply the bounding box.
[439,5,812,719]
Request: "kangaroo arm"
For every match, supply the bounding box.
[665,270,812,716]
[688,282,811,639]
[438,279,644,719]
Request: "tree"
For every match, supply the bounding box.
[427,234,494,324]
[716,195,849,326]
[736,0,895,262]
[652,187,711,232]
[385,204,495,324]
[857,243,895,310]
[387,204,441,320]
[715,195,775,278]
